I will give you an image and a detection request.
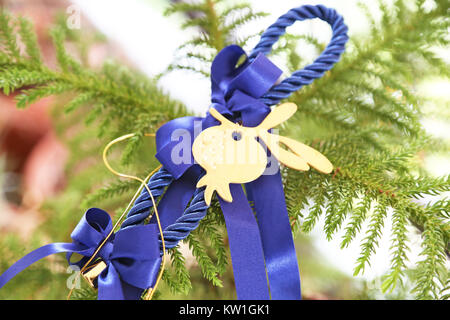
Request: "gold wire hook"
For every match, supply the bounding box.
[67,132,164,300]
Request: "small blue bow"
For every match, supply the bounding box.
[0,208,162,300]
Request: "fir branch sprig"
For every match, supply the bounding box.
[163,0,267,77]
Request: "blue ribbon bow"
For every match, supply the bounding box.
[153,45,302,300]
[0,208,161,300]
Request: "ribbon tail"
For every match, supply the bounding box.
[98,265,145,300]
[0,242,81,289]
[219,184,270,300]
[246,170,302,300]
[121,282,145,300]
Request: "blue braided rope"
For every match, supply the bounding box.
[120,167,173,229]
[123,5,348,252]
[120,166,208,251]
[249,4,348,106]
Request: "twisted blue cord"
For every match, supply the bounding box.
[120,167,208,250]
[123,5,348,252]
[250,4,348,106]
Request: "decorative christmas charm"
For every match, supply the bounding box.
[193,103,333,205]
[0,4,348,300]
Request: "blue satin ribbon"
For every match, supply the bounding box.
[218,184,270,299]
[0,208,162,300]
[154,45,301,300]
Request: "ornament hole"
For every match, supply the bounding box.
[232,131,242,141]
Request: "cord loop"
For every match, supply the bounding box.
[249,4,348,106]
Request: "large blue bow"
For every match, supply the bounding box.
[153,45,302,300]
[0,208,161,300]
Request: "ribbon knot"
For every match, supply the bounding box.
[210,45,282,124]
[97,240,114,262]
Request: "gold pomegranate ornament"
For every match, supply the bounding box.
[192,103,333,205]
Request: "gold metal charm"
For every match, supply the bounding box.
[81,260,107,289]
[192,103,333,205]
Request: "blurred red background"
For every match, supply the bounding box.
[0,0,70,236]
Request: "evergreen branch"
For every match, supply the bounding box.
[354,198,389,276]
[382,204,410,293]
[164,247,192,295]
[187,232,223,287]
[300,184,328,233]
[17,17,42,65]
[81,179,140,209]
[412,209,447,299]
[198,210,228,275]
[341,196,372,248]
